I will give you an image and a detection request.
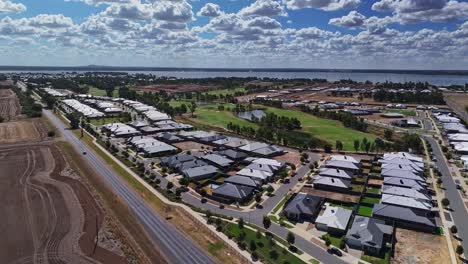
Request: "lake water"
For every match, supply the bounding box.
[2,70,468,86]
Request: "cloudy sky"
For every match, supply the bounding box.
[0,0,467,69]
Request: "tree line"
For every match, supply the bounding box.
[373,89,444,104]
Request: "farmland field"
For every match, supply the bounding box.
[0,89,21,120]
[0,138,127,263]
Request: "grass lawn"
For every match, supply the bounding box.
[205,87,246,96]
[351,184,365,193]
[361,246,391,264]
[361,196,381,204]
[357,205,373,217]
[86,86,120,97]
[207,241,226,257]
[384,109,416,116]
[171,101,259,130]
[223,222,305,264]
[366,187,381,195]
[259,106,376,151]
[329,202,355,211]
[323,234,344,249]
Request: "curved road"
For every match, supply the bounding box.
[44,109,216,264]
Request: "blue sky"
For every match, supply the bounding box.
[0,0,467,69]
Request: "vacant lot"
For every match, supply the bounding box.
[0,143,127,264]
[173,140,214,151]
[393,228,450,264]
[0,89,21,120]
[0,119,46,144]
[300,186,360,203]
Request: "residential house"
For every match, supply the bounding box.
[313,176,352,192]
[202,154,234,168]
[319,168,354,180]
[381,194,432,212]
[315,204,353,235]
[224,176,262,189]
[182,165,218,181]
[345,216,393,256]
[325,160,361,172]
[372,204,437,232]
[283,193,324,222]
[212,183,254,203]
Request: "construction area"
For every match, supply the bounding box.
[0,89,21,121]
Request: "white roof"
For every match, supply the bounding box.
[62,99,104,118]
[251,158,284,168]
[145,110,171,121]
[381,186,430,201]
[381,194,432,211]
[448,134,468,142]
[315,204,352,231]
[454,142,468,152]
[103,123,139,136]
[329,155,360,164]
[237,168,273,180]
[383,152,423,163]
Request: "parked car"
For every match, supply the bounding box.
[328,247,342,257]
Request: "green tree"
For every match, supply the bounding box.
[266,185,274,195]
[249,240,257,251]
[238,218,244,229]
[354,139,360,152]
[335,140,343,151]
[384,129,393,141]
[323,143,332,153]
[451,225,458,234]
[166,181,174,190]
[442,198,450,207]
[255,193,262,203]
[456,245,464,255]
[189,101,197,117]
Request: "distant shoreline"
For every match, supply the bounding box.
[0,66,467,76]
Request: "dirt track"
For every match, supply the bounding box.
[0,89,21,121]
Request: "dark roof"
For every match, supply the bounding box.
[218,149,248,160]
[161,154,196,168]
[372,204,437,228]
[283,193,324,216]
[175,159,207,171]
[202,154,234,167]
[224,176,261,188]
[213,183,254,199]
[346,216,393,249]
[182,165,218,179]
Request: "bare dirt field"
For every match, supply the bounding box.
[173,140,214,151]
[393,228,450,264]
[0,89,21,120]
[131,84,218,94]
[275,151,301,166]
[300,186,360,203]
[0,119,47,144]
[0,143,127,264]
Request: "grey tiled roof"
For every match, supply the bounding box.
[373,204,437,227]
[283,193,324,216]
[213,183,254,199]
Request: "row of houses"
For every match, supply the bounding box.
[82,99,123,115]
[177,130,285,158]
[373,152,437,232]
[313,155,361,193]
[62,99,105,118]
[434,112,468,157]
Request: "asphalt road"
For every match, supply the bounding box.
[426,136,468,256]
[44,109,216,264]
[180,154,349,264]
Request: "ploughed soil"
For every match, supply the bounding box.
[0,143,126,264]
[173,140,214,151]
[0,119,47,144]
[131,84,218,94]
[393,228,450,264]
[0,89,21,121]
